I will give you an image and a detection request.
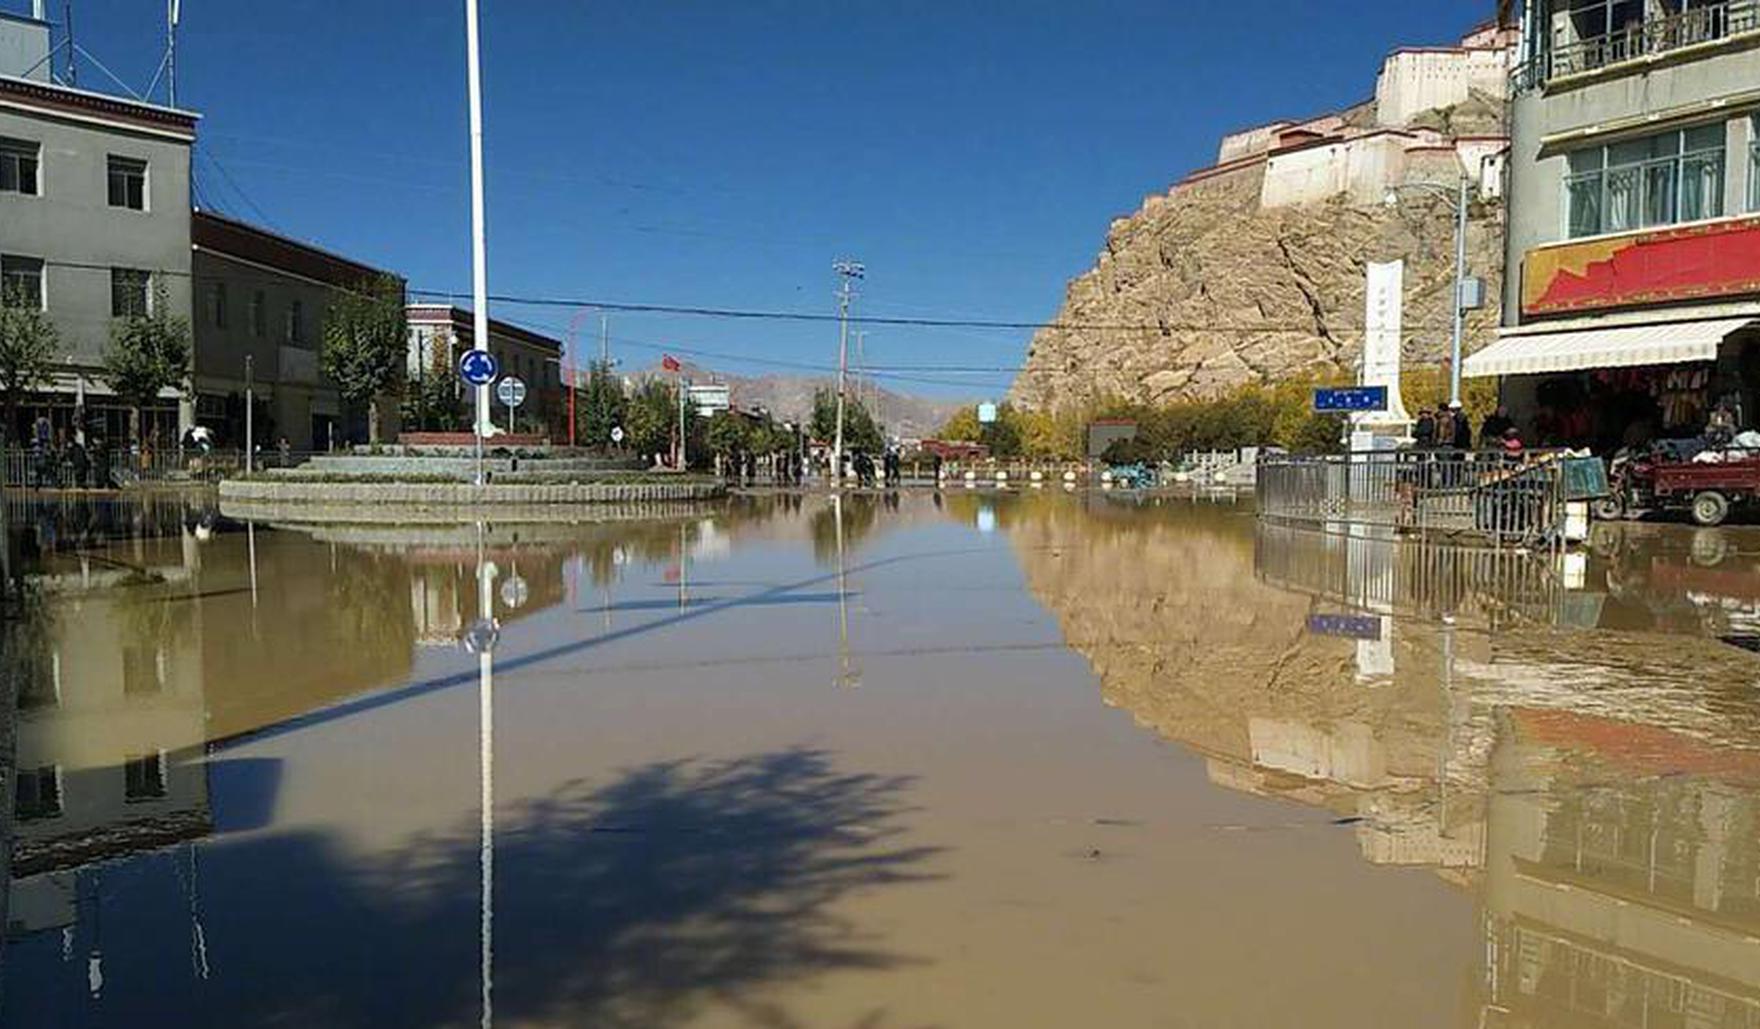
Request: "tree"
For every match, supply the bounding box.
[706,410,748,464]
[103,282,191,443]
[401,327,464,432]
[0,284,59,445]
[810,388,883,453]
[579,359,626,448]
[320,273,407,444]
[626,379,697,465]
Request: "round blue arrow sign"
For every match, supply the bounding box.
[458,349,500,387]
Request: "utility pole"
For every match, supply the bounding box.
[1449,174,1469,409]
[831,259,864,482]
[244,354,253,474]
[599,312,609,366]
[675,370,687,469]
[854,330,867,410]
[464,0,493,451]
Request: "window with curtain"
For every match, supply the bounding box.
[1564,122,1726,237]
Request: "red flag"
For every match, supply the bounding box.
[661,354,681,372]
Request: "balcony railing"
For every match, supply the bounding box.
[1515,0,1760,90]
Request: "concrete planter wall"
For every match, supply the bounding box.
[219,478,725,509]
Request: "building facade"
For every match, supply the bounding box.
[191,211,402,450]
[1468,1,1760,450]
[406,304,562,436]
[0,9,197,445]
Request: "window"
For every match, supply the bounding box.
[124,753,167,801]
[1564,123,1726,238]
[107,155,147,210]
[0,254,45,309]
[208,281,228,329]
[287,298,304,343]
[15,765,62,821]
[0,136,39,196]
[1750,115,1760,212]
[250,289,266,337]
[111,268,151,318]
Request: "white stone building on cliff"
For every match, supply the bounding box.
[1190,22,1517,209]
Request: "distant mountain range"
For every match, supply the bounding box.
[628,360,970,440]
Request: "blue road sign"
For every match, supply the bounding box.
[1313,386,1388,413]
[1306,613,1382,640]
[459,349,500,387]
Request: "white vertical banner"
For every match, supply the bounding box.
[1358,259,1411,430]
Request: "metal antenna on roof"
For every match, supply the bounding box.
[63,0,75,86]
[166,0,179,107]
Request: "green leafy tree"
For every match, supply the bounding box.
[706,410,748,463]
[0,284,60,445]
[627,378,698,464]
[810,388,883,453]
[103,282,190,443]
[320,273,407,444]
[401,327,464,431]
[579,359,626,448]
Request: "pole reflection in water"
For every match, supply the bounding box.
[460,521,500,1029]
[832,494,859,689]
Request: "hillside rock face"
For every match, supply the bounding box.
[1008,157,1506,413]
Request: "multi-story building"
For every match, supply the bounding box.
[406,303,562,436]
[1468,1,1760,450]
[191,211,403,450]
[0,7,197,445]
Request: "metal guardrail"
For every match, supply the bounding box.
[1253,521,1576,629]
[1,446,320,489]
[1256,449,1578,548]
[1514,0,1760,89]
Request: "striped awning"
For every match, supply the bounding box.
[1463,317,1756,378]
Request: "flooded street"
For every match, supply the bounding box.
[3,492,1759,1027]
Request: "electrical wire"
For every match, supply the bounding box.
[420,288,1438,335]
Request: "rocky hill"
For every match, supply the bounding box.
[1009,59,1511,412]
[1009,163,1505,412]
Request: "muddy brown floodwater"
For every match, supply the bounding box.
[2,490,1758,1027]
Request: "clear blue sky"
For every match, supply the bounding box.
[62,0,1490,398]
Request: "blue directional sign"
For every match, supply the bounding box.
[1306,613,1382,640]
[458,349,500,387]
[1313,385,1388,413]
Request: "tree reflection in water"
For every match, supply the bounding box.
[5,747,940,1028]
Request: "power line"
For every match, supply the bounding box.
[200,149,279,232]
[412,287,1447,335]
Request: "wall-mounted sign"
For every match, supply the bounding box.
[1524,215,1760,316]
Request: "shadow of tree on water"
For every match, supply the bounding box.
[1,747,945,1028]
[377,745,944,1028]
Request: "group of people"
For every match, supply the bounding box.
[19,416,112,489]
[1411,402,1525,460]
[844,448,903,488]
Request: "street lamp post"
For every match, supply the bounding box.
[1384,176,1471,408]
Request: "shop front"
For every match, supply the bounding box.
[1471,214,1760,454]
[1471,318,1760,451]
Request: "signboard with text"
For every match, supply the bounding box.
[1313,386,1388,413]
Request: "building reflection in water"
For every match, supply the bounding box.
[1006,496,1760,1027]
[1,498,740,1021]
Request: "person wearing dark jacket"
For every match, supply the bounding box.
[1480,407,1513,446]
[1413,409,1436,448]
[1450,402,1472,451]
